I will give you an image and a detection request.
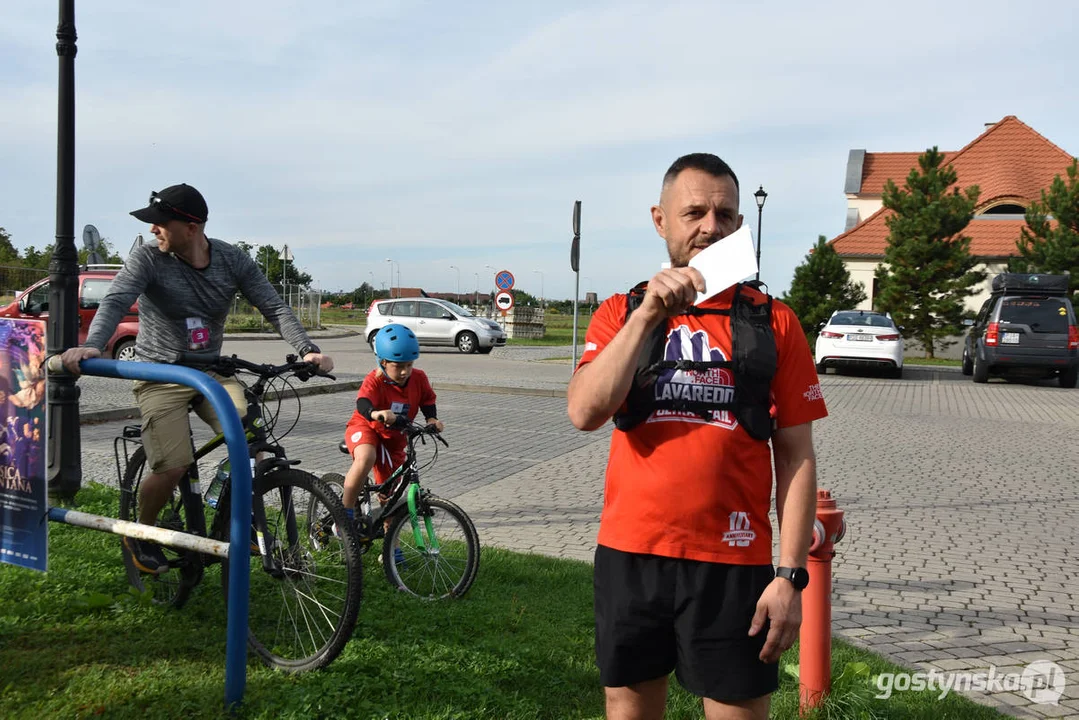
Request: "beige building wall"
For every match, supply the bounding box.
[845,196,884,225]
[842,259,1011,314]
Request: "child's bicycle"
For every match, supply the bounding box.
[113,353,362,672]
[311,420,480,600]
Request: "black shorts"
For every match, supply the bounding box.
[593,544,778,702]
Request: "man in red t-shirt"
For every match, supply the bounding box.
[342,324,443,524]
[567,153,828,720]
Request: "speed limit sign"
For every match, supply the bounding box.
[494,290,514,314]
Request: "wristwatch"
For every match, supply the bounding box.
[298,343,321,358]
[776,566,810,590]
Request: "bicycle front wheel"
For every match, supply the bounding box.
[118,446,203,609]
[219,468,362,672]
[383,495,480,599]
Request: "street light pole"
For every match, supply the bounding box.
[385,258,396,298]
[754,185,768,283]
[532,269,544,309]
[473,272,479,306]
[449,264,460,304]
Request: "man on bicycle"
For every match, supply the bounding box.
[59,183,334,574]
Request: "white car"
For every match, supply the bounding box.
[366,297,507,354]
[815,310,904,378]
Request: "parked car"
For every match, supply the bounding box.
[0,265,139,360]
[962,273,1078,388]
[815,310,904,378]
[366,297,507,354]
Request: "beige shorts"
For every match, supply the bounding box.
[133,372,248,473]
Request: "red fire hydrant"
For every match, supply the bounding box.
[799,489,846,714]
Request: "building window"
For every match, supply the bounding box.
[982,203,1026,215]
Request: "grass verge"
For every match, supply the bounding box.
[0,484,1006,719]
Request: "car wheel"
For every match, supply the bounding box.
[113,339,137,361]
[815,362,826,375]
[456,331,478,354]
[367,331,378,351]
[972,353,989,384]
[961,348,973,376]
[1060,366,1078,389]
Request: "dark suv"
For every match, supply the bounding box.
[962,273,1078,388]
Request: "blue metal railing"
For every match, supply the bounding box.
[48,358,252,709]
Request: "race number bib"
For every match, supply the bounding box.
[186,317,210,351]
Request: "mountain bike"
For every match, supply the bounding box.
[113,354,362,672]
[309,421,480,600]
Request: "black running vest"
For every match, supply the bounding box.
[612,282,778,440]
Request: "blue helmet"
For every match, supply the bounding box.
[374,323,420,362]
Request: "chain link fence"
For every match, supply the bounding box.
[227,284,322,331]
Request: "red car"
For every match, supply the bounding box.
[0,265,140,360]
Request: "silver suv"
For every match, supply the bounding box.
[366,297,507,354]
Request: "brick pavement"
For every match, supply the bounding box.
[68,364,1079,718]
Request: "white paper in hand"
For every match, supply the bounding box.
[687,224,758,304]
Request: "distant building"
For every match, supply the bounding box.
[829,115,1075,312]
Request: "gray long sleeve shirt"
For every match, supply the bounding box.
[85,238,314,363]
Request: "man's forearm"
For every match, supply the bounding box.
[567,310,661,431]
[773,423,818,568]
[776,460,817,568]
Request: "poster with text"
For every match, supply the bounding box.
[0,318,47,572]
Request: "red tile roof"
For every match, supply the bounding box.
[860,152,954,195]
[855,116,1073,209]
[835,116,1074,257]
[831,208,1027,259]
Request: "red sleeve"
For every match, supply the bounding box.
[575,294,627,372]
[357,370,383,407]
[416,370,436,407]
[770,300,828,428]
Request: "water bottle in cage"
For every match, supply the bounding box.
[206,458,229,509]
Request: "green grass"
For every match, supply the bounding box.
[0,484,1006,719]
[903,357,961,367]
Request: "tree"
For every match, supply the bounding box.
[0,227,20,264]
[254,244,313,288]
[234,240,255,259]
[781,236,867,340]
[1009,159,1079,303]
[874,147,984,359]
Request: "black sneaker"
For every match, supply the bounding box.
[123,536,170,575]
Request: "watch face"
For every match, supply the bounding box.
[792,567,810,590]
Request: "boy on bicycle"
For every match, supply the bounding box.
[341,324,443,525]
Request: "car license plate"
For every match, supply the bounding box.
[1002,332,1020,344]
[847,334,873,342]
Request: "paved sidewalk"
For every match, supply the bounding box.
[64,366,1078,718]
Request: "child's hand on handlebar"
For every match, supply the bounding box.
[372,409,397,426]
[426,419,444,433]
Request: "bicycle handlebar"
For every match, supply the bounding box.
[176,352,336,383]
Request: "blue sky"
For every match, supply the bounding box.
[2,1,1077,302]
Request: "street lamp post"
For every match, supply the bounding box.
[385,258,399,298]
[484,264,497,315]
[754,185,768,283]
[532,269,544,309]
[449,265,460,304]
[473,272,479,307]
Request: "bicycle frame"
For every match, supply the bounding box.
[358,428,444,552]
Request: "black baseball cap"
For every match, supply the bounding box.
[130,183,208,225]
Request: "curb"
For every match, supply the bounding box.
[223,329,360,342]
[78,379,566,424]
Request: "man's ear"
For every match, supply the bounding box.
[651,204,666,239]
